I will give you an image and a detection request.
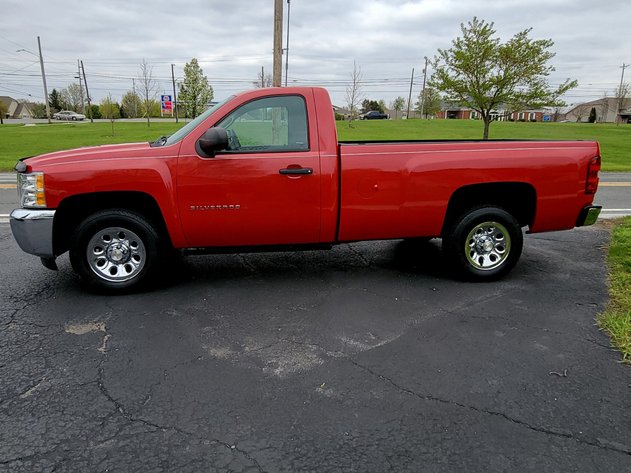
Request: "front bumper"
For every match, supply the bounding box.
[10,209,56,258]
[576,205,602,227]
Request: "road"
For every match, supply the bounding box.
[2,172,630,222]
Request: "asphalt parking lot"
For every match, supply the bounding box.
[1,221,630,472]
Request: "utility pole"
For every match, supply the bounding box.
[273,0,283,87]
[171,64,178,123]
[617,63,629,126]
[261,66,265,87]
[406,68,415,119]
[77,59,85,113]
[37,36,51,124]
[284,0,291,87]
[81,60,93,123]
[420,56,429,119]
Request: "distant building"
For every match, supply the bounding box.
[437,103,550,122]
[0,96,35,119]
[437,107,477,120]
[332,105,351,119]
[563,97,631,123]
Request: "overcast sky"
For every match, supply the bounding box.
[1,0,630,108]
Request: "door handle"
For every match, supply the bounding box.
[279,167,313,175]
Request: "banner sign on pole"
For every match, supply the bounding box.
[161,95,173,113]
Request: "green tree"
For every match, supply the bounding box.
[143,99,161,118]
[121,90,142,118]
[178,58,213,118]
[361,99,385,114]
[100,94,120,135]
[48,89,64,112]
[430,17,577,139]
[31,103,47,119]
[100,95,120,120]
[390,96,406,119]
[416,87,442,118]
[0,100,8,124]
[89,104,102,119]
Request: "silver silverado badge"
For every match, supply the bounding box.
[190,204,241,211]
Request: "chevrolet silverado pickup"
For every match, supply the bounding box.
[10,87,602,292]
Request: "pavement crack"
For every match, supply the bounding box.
[237,254,257,273]
[95,366,267,472]
[347,244,372,267]
[348,358,631,457]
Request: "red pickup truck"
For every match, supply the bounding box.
[10,87,602,292]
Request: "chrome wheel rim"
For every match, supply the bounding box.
[465,221,511,271]
[86,227,146,282]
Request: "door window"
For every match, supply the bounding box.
[216,95,309,153]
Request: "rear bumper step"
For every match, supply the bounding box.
[577,206,602,227]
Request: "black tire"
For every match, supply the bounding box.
[443,206,523,281]
[69,209,163,292]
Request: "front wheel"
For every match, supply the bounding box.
[443,206,523,281]
[69,210,163,292]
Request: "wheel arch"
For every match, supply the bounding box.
[441,182,536,236]
[53,191,172,256]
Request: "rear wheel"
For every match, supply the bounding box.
[443,206,523,281]
[70,210,163,292]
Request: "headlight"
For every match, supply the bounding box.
[17,172,47,208]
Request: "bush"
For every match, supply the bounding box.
[88,105,102,119]
[335,113,345,121]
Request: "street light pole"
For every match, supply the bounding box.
[36,36,51,124]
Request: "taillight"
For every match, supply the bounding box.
[586,156,600,194]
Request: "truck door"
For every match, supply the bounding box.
[177,95,321,247]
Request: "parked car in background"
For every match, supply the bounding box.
[52,110,86,121]
[360,110,388,120]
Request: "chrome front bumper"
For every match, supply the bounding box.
[10,209,56,258]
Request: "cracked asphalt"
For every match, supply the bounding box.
[1,221,630,472]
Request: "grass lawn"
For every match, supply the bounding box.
[337,119,631,172]
[0,122,182,172]
[599,217,631,364]
[0,119,629,171]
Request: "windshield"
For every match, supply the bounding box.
[162,95,236,146]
